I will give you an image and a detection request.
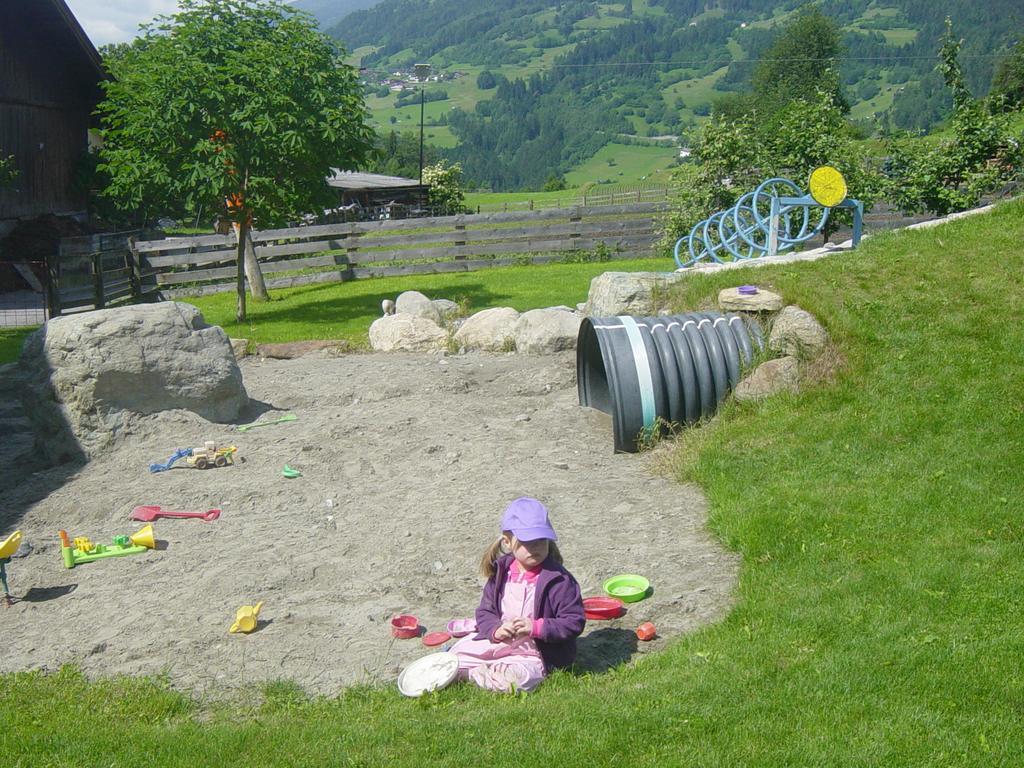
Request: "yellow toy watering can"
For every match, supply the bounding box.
[0,530,22,559]
[230,601,264,633]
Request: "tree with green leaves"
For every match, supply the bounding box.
[991,39,1024,111]
[661,88,880,251]
[751,7,849,115]
[885,20,1024,216]
[97,0,374,321]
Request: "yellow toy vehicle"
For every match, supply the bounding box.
[185,442,237,469]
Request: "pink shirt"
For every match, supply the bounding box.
[505,560,545,638]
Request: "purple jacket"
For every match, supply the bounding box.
[473,553,586,672]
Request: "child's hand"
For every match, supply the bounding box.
[511,617,532,639]
[494,622,517,642]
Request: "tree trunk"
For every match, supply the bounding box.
[243,224,270,301]
[235,217,248,323]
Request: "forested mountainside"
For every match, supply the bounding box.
[291,0,381,30]
[328,0,1022,189]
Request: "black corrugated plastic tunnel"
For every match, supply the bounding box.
[577,312,763,453]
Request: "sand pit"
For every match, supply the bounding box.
[0,350,737,695]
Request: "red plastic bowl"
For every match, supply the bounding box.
[583,596,625,620]
[391,614,420,639]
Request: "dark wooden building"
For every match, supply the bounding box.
[0,0,104,230]
[326,170,429,219]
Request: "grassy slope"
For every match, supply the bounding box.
[3,201,1022,765]
[563,142,679,186]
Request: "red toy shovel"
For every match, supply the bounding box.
[130,505,221,522]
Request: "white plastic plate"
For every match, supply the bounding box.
[397,652,459,697]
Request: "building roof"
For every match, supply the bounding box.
[47,0,105,82]
[327,170,424,190]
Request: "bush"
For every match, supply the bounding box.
[423,160,468,215]
[543,174,567,191]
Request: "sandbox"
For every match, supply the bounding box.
[0,350,737,695]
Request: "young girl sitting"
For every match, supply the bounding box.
[449,496,585,693]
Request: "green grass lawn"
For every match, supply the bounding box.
[464,187,586,210]
[0,327,35,364]
[3,201,1023,764]
[181,256,676,348]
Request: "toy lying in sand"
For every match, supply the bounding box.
[58,525,156,569]
[149,442,237,472]
[1,530,23,606]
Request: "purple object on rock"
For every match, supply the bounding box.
[738,285,759,295]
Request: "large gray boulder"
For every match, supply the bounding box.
[19,302,248,463]
[769,305,829,360]
[513,308,582,354]
[453,307,520,352]
[395,290,443,324]
[585,271,684,317]
[369,314,447,352]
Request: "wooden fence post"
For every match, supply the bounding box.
[128,236,141,300]
[46,246,60,318]
[453,221,467,260]
[345,232,361,275]
[92,248,105,310]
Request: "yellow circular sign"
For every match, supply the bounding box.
[808,166,848,208]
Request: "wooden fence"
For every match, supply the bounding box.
[474,185,672,212]
[52,193,1014,314]
[52,203,667,309]
[53,230,148,315]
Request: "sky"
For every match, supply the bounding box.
[64,0,181,46]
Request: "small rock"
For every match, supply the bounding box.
[369,314,446,352]
[734,357,799,402]
[395,291,443,323]
[432,298,461,322]
[515,413,531,422]
[432,560,445,572]
[257,340,350,359]
[718,287,784,312]
[769,305,829,360]
[554,462,569,470]
[324,499,334,508]
[229,338,249,359]
[381,299,396,316]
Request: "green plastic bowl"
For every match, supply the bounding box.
[603,574,651,603]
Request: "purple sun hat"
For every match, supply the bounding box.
[501,497,558,542]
